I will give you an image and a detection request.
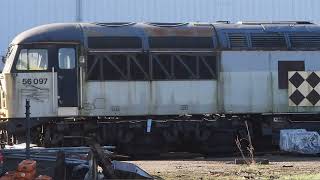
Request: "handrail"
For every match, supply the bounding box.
[52,67,55,111]
[237,21,314,25]
[94,22,136,27]
[147,22,189,27]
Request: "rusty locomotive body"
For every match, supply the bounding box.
[1,22,320,155]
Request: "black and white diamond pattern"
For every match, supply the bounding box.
[288,71,320,106]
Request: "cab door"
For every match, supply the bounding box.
[55,46,79,116]
[11,45,56,118]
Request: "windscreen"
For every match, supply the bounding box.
[16,49,48,70]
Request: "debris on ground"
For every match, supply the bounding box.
[234,158,269,165]
[132,155,320,179]
[0,139,153,179]
[0,159,53,180]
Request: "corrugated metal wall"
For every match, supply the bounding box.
[82,0,320,23]
[0,0,77,56]
[1,0,320,58]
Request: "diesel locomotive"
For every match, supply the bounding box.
[1,21,320,155]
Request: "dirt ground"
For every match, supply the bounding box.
[129,155,320,180]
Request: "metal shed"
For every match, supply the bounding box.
[1,0,320,66]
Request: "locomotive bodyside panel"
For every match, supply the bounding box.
[83,81,150,116]
[82,80,217,116]
[270,51,320,113]
[220,51,272,113]
[150,81,217,115]
[220,51,320,114]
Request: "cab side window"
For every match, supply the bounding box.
[59,48,75,69]
[16,49,48,70]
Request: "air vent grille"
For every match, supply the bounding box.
[251,33,287,48]
[88,36,142,49]
[228,33,248,48]
[149,37,213,49]
[289,33,320,48]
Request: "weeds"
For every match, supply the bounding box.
[235,120,255,165]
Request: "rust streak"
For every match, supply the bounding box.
[145,27,213,37]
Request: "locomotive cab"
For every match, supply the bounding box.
[0,23,83,123]
[0,43,79,119]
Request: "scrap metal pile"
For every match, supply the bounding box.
[0,159,51,180]
[0,139,153,179]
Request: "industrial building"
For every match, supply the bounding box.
[1,0,320,67]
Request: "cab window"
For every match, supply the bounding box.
[16,49,48,70]
[59,48,75,69]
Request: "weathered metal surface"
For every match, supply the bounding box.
[83,81,217,116]
[271,51,320,113]
[86,138,115,178]
[112,161,153,179]
[2,144,152,179]
[11,23,83,45]
[150,81,217,115]
[215,23,320,50]
[10,22,320,52]
[221,51,320,113]
[2,146,115,154]
[2,21,319,60]
[144,24,213,37]
[220,51,273,113]
[83,81,150,116]
[5,72,57,118]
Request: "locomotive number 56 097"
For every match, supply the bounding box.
[22,78,48,85]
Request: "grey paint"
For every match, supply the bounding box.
[83,81,217,116]
[221,51,320,114]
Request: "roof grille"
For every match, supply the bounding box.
[228,33,248,48]
[149,37,213,49]
[251,33,287,48]
[289,33,320,48]
[88,36,142,49]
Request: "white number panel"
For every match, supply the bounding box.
[15,72,57,117]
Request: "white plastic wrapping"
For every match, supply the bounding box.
[280,129,320,154]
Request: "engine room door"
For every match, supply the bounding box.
[56,46,78,111]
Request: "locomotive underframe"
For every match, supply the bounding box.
[2,113,320,156]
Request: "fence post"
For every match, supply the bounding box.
[25,99,30,159]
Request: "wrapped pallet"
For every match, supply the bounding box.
[280,129,320,154]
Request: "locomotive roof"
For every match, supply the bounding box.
[11,22,320,50]
[12,23,84,45]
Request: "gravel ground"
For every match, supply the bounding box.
[129,155,320,179]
